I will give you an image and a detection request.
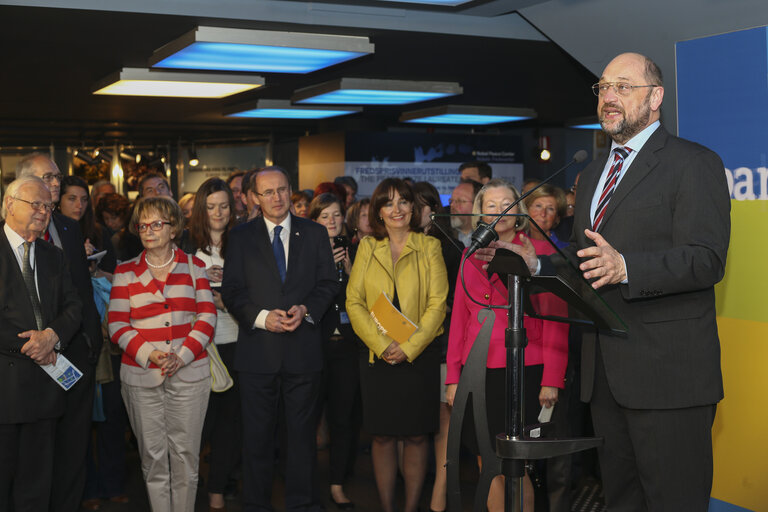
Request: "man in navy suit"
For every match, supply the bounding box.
[0,176,82,511]
[488,53,730,511]
[16,153,103,512]
[222,167,338,512]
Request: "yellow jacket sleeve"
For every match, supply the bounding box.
[399,236,448,362]
[346,237,393,358]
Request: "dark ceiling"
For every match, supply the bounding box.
[0,4,598,147]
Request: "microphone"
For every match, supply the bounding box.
[464,149,588,258]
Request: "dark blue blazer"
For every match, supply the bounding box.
[221,214,339,374]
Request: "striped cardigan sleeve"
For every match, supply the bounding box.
[179,255,217,365]
[108,262,154,368]
[107,251,217,369]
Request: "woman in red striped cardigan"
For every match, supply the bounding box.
[108,196,217,512]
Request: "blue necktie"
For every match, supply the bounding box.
[272,225,286,283]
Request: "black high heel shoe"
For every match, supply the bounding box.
[330,496,355,510]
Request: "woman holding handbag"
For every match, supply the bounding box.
[108,196,217,512]
[180,177,240,512]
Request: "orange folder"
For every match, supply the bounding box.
[369,291,418,344]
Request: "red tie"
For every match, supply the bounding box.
[44,229,51,242]
[593,146,631,231]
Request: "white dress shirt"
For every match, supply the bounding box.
[5,223,40,298]
[254,215,291,330]
[587,120,661,283]
[589,121,660,224]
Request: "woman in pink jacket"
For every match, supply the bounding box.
[445,179,568,512]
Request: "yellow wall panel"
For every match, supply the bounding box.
[715,201,768,323]
[711,317,768,511]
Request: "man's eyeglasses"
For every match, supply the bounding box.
[135,221,171,233]
[13,197,55,213]
[40,173,63,184]
[592,82,657,97]
[255,186,289,199]
[449,199,472,206]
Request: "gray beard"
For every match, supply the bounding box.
[451,215,471,232]
[600,96,652,144]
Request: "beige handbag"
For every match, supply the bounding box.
[188,255,233,392]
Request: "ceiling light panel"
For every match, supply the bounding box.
[569,123,602,130]
[226,100,361,119]
[400,105,536,125]
[92,68,264,98]
[150,27,374,74]
[378,0,472,5]
[566,116,602,130]
[293,78,462,105]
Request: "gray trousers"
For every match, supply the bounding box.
[122,376,210,512]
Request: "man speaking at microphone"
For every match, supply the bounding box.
[481,53,730,510]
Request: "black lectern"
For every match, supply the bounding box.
[445,215,627,512]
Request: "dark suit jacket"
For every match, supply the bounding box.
[221,214,339,374]
[563,127,730,410]
[0,223,82,424]
[50,212,103,365]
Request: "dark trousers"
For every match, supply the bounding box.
[0,419,56,512]
[50,344,95,512]
[319,337,361,485]
[591,342,716,512]
[545,361,574,512]
[202,343,242,493]
[84,354,128,500]
[240,371,322,512]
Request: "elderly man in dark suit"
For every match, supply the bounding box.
[0,176,82,511]
[16,153,104,512]
[484,53,730,511]
[222,167,338,512]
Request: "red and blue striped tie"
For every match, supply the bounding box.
[593,146,631,231]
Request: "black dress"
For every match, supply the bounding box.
[359,289,440,436]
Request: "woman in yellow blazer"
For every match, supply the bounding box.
[347,178,448,512]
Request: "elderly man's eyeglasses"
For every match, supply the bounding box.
[592,82,657,97]
[135,221,171,233]
[13,197,55,213]
[255,186,289,199]
[40,173,63,184]
[449,198,472,206]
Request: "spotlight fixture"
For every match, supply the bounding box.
[120,149,143,164]
[538,136,551,162]
[149,27,374,74]
[400,105,536,125]
[225,99,361,119]
[188,146,200,167]
[73,150,95,165]
[93,68,264,98]
[292,78,462,106]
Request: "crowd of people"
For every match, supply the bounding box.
[0,52,729,512]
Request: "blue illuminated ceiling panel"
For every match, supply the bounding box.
[293,78,462,105]
[400,105,536,125]
[150,27,374,74]
[226,99,360,119]
[566,116,602,130]
[570,123,603,130]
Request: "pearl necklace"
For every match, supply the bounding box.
[145,250,175,269]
